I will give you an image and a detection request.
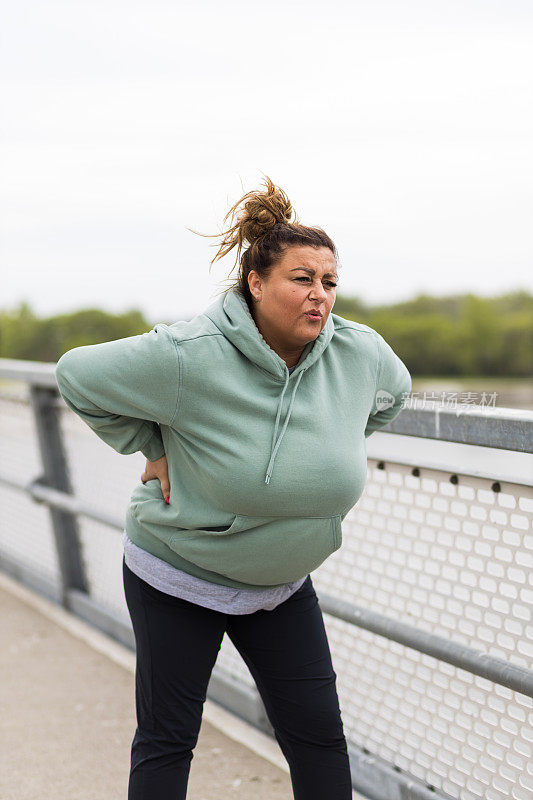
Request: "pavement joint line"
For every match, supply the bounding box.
[0,570,289,774]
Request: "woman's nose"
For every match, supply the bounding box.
[311,283,328,301]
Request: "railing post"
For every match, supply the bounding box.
[28,384,88,606]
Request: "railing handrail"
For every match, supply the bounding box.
[0,357,59,387]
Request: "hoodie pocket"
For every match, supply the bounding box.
[168,513,343,586]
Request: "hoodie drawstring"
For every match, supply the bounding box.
[265,368,306,485]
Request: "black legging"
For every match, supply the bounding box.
[122,557,353,799]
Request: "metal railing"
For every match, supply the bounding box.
[1,356,532,800]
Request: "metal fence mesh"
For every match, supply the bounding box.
[313,461,533,800]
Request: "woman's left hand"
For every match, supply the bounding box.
[141,454,170,504]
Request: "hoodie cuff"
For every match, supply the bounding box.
[140,425,166,461]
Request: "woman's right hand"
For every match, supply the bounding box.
[141,454,170,504]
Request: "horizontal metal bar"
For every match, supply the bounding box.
[208,668,273,735]
[318,591,533,699]
[0,553,62,604]
[365,435,533,487]
[1,473,125,531]
[67,587,135,651]
[347,745,457,800]
[0,358,60,388]
[387,405,533,453]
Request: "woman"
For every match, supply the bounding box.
[55,175,411,799]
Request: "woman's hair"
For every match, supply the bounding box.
[187,173,339,310]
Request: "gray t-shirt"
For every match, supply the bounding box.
[123,364,308,613]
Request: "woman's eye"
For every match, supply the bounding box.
[295,277,337,288]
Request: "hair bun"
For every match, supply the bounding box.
[236,175,294,242]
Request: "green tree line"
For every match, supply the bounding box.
[1,290,532,377]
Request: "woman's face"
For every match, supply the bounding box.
[247,245,338,365]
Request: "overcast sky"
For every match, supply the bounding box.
[2,0,532,323]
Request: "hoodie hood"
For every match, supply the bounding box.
[204,287,335,485]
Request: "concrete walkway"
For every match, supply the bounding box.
[0,572,364,800]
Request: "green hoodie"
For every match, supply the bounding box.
[54,287,411,590]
